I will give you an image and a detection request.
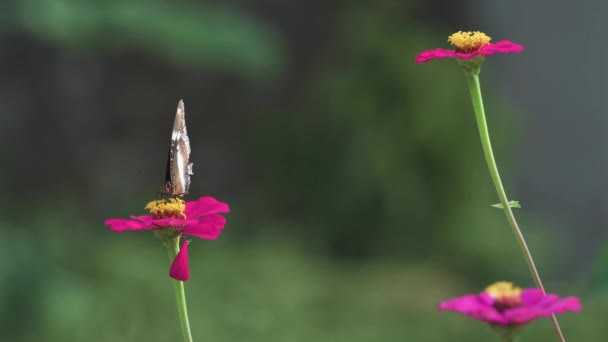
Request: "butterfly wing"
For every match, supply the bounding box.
[163,100,193,197]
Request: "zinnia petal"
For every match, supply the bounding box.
[547,297,583,314]
[180,221,224,240]
[482,40,524,54]
[169,240,190,281]
[502,305,547,324]
[415,40,523,63]
[152,217,198,228]
[104,216,155,232]
[438,294,506,324]
[185,197,230,218]
[520,289,546,306]
[197,213,227,225]
[415,48,458,63]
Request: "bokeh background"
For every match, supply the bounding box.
[0,0,606,341]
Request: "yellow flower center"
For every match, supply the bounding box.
[448,31,491,53]
[484,281,522,310]
[145,198,186,219]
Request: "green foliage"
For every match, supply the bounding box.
[0,214,598,341]
[587,243,608,296]
[245,1,546,283]
[16,0,284,79]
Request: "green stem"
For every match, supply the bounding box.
[167,237,194,342]
[500,336,514,342]
[464,72,565,342]
[491,324,522,342]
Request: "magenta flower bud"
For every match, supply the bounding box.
[170,240,191,281]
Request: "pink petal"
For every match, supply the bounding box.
[536,294,560,307]
[104,216,155,232]
[169,240,190,281]
[479,292,495,306]
[464,41,523,58]
[520,289,546,306]
[483,40,524,54]
[453,51,481,59]
[503,305,547,324]
[180,221,224,240]
[415,48,457,63]
[105,215,199,232]
[438,294,506,324]
[152,217,198,228]
[185,197,230,218]
[415,40,523,63]
[505,291,582,324]
[197,213,227,225]
[547,297,582,314]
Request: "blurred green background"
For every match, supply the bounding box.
[0,0,605,341]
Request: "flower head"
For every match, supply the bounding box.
[415,31,523,64]
[104,196,229,280]
[438,281,582,326]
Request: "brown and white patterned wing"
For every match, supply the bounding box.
[163,100,193,196]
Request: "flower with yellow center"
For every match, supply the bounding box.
[485,281,522,298]
[415,31,522,64]
[104,194,231,342]
[438,280,581,328]
[105,196,230,281]
[447,31,492,53]
[485,281,523,310]
[145,198,187,219]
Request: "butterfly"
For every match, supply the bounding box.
[162,100,193,197]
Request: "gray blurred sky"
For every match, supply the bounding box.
[475,0,607,274]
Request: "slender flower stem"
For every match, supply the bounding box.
[167,237,194,342]
[500,336,514,342]
[464,72,565,341]
[493,324,521,342]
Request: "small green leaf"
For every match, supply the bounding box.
[491,200,521,209]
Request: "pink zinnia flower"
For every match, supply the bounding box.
[439,282,582,326]
[416,31,523,63]
[104,197,229,281]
